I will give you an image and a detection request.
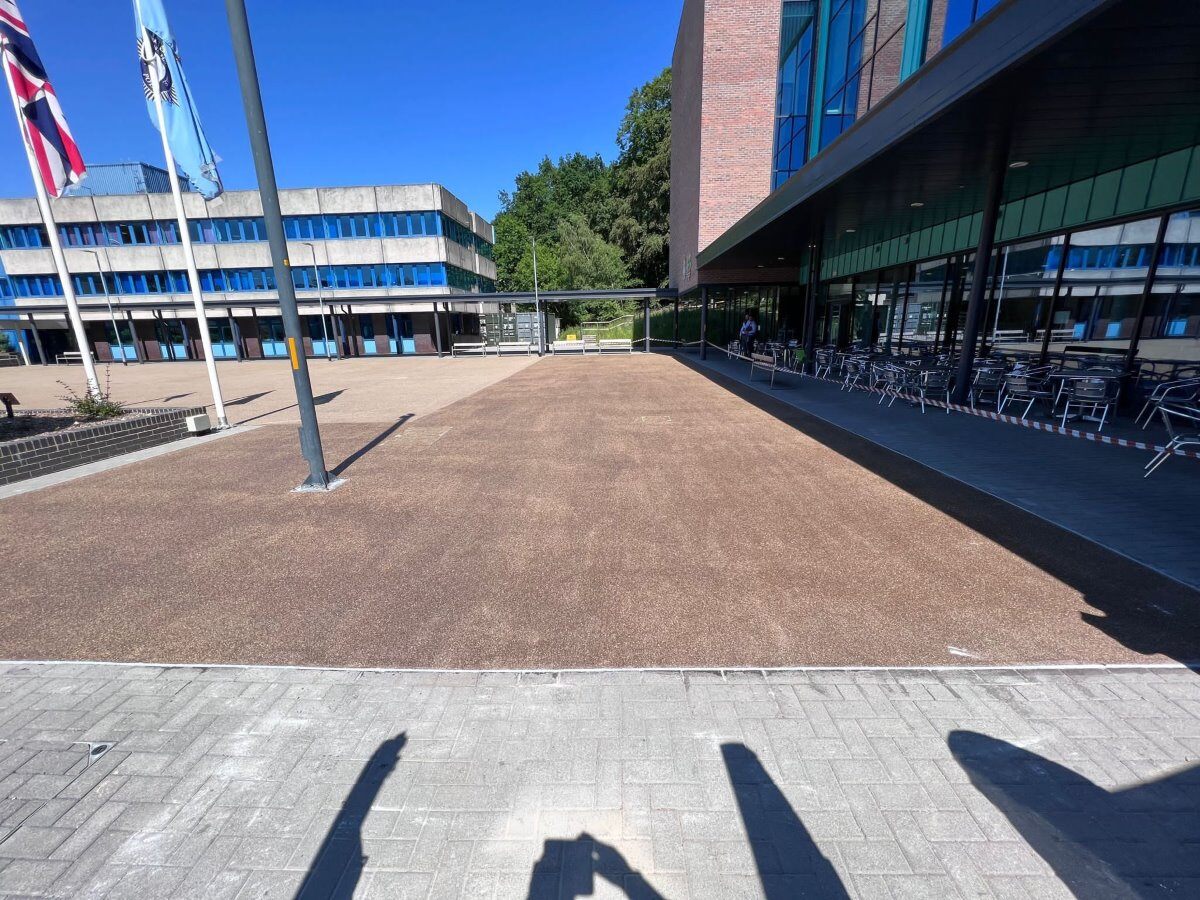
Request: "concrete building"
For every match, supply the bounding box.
[0,174,496,363]
[671,0,1200,374]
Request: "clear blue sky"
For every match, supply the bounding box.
[0,0,681,220]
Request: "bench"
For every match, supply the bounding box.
[1035,328,1076,343]
[450,342,489,357]
[497,341,536,356]
[749,352,792,389]
[55,351,87,365]
[991,329,1027,343]
[551,340,587,354]
[598,338,633,354]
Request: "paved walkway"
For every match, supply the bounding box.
[0,662,1197,899]
[687,352,1200,589]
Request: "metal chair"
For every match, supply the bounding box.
[969,368,1005,410]
[814,348,834,379]
[1145,401,1200,477]
[999,373,1055,420]
[1136,377,1200,429]
[1060,377,1119,432]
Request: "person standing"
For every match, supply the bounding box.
[739,313,758,357]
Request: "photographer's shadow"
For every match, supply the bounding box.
[526,832,666,899]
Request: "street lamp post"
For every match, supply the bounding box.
[299,241,337,360]
[83,249,128,366]
[531,235,543,356]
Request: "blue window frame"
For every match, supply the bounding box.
[941,0,1003,47]
[773,1,819,188]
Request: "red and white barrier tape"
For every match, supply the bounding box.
[701,342,1200,461]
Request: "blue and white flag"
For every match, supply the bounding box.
[133,0,222,199]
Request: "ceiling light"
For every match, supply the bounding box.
[845,228,856,234]
[777,256,785,261]
[756,264,765,268]
[910,202,924,208]
[1008,160,1029,169]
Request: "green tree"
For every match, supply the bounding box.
[610,68,671,287]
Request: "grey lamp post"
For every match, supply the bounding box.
[83,249,127,366]
[531,235,544,355]
[299,241,335,361]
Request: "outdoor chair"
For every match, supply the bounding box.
[1145,400,1200,477]
[999,373,1055,420]
[877,366,905,406]
[1060,377,1119,431]
[814,349,834,379]
[842,357,871,391]
[1136,376,1200,429]
[889,367,950,414]
[969,368,1005,410]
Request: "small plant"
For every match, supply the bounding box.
[58,368,126,421]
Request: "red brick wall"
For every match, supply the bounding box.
[670,0,783,292]
[670,0,705,292]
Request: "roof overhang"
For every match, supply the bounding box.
[699,0,1200,273]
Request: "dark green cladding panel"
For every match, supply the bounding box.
[1146,149,1190,209]
[1087,170,1121,221]
[1182,146,1200,201]
[1019,194,1045,236]
[1115,160,1154,216]
[1000,200,1023,242]
[1063,180,1094,227]
[1040,186,1068,233]
[968,212,982,247]
[917,227,931,259]
[928,222,945,254]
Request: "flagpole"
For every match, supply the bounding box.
[1,49,100,397]
[134,1,228,427]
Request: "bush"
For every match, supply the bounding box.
[58,369,126,421]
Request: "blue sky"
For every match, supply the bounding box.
[0,0,682,220]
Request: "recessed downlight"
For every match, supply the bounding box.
[910,202,924,208]
[1008,160,1029,169]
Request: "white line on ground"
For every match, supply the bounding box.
[0,659,1193,675]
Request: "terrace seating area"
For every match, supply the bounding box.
[723,338,1200,478]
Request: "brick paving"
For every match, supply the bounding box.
[0,662,1197,898]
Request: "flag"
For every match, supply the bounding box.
[0,1,86,198]
[134,0,222,200]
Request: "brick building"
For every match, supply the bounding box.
[670,0,1200,379]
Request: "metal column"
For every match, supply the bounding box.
[699,287,709,360]
[1037,235,1072,364]
[643,300,651,352]
[1124,213,1171,370]
[953,148,1007,404]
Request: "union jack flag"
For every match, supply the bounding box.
[0,0,85,197]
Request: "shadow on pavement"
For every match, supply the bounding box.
[331,414,413,477]
[238,390,345,425]
[722,743,849,898]
[949,730,1200,898]
[527,832,666,899]
[225,390,273,406]
[678,353,1200,667]
[294,733,406,900]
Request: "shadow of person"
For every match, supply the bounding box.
[721,743,848,899]
[294,733,406,900]
[949,730,1200,898]
[527,832,665,899]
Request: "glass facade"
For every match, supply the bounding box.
[774,2,819,188]
[812,207,1200,368]
[773,1,916,184]
[0,210,492,255]
[5,263,495,298]
[771,0,1014,187]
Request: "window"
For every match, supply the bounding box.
[773,1,818,187]
[940,0,1003,48]
[0,224,48,249]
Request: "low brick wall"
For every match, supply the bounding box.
[0,406,206,486]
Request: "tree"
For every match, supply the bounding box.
[610,68,671,288]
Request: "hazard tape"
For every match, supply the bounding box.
[701,342,1200,461]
